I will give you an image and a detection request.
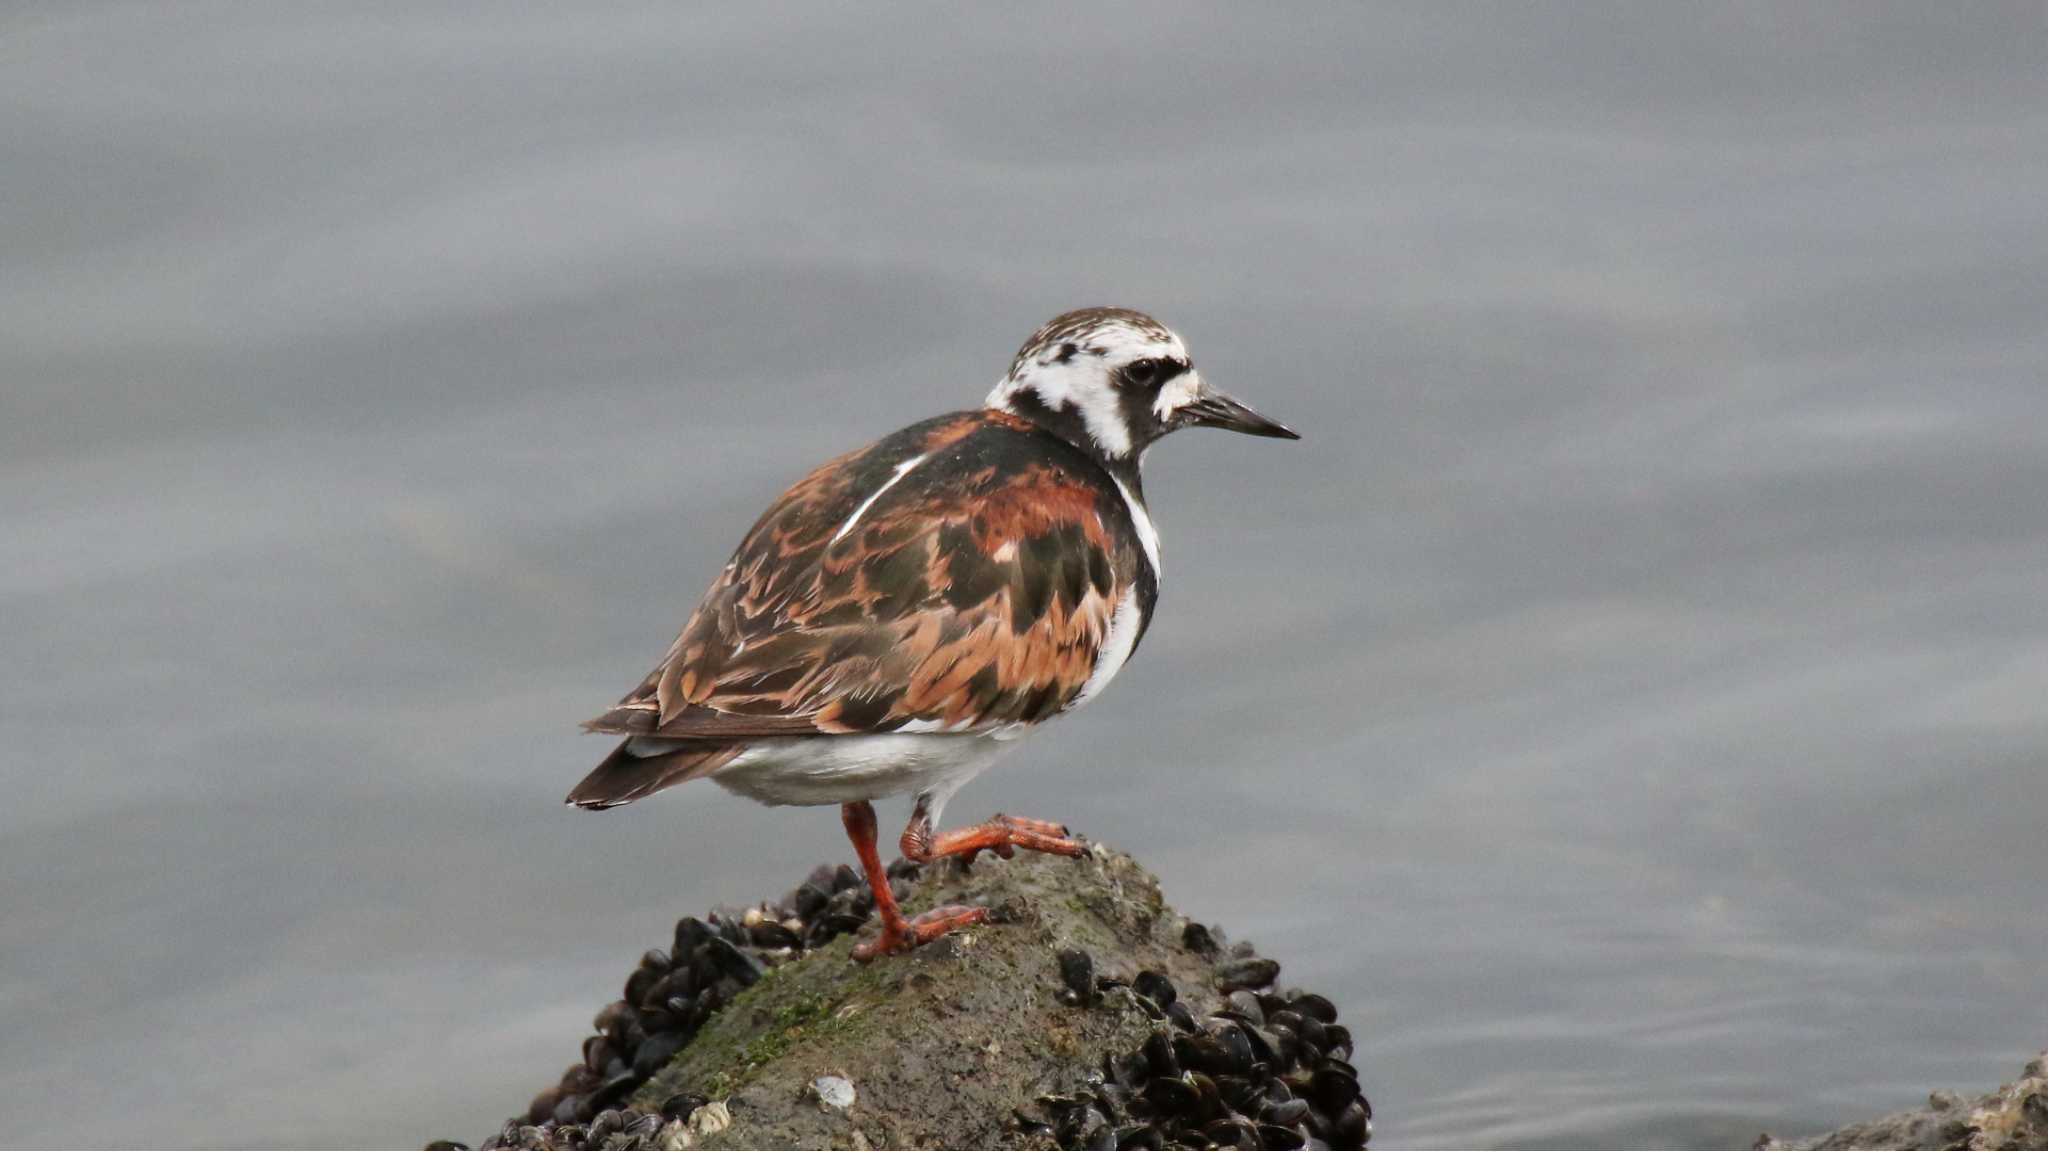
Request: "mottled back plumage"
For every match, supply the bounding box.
[583,408,1154,738]
[568,307,1293,815]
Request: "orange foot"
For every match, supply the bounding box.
[850,903,991,962]
[901,813,1088,864]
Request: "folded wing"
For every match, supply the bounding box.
[583,412,1138,745]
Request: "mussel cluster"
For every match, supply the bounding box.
[1028,926,1370,1151]
[455,1093,732,1151]
[438,858,922,1151]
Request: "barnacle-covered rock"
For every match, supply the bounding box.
[429,845,1370,1151]
[1756,1053,2048,1151]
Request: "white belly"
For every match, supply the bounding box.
[708,732,1018,807]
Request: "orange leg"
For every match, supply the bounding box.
[842,800,989,962]
[899,811,1087,864]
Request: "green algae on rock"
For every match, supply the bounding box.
[453,844,1368,1151]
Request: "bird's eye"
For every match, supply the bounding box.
[1124,358,1164,387]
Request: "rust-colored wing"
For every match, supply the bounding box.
[584,410,1154,742]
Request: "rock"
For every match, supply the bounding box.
[442,845,1366,1151]
[1756,1052,2048,1151]
[810,1074,856,1112]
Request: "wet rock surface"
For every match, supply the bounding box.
[431,844,1371,1151]
[1757,1053,2048,1151]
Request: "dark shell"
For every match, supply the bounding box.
[583,1071,638,1118]
[1115,1122,1163,1150]
[1141,1029,1181,1080]
[672,916,714,956]
[1218,1073,1270,1115]
[1295,1015,1329,1056]
[701,936,765,987]
[1258,1122,1308,1151]
[1239,1024,1283,1067]
[1058,948,1097,1003]
[1174,1027,1252,1077]
[1132,969,1177,1010]
[1307,1064,1361,1115]
[1201,1116,1259,1147]
[1216,956,1281,992]
[1322,1024,1353,1060]
[792,880,832,918]
[748,919,803,950]
[641,967,697,1012]
[660,1092,708,1121]
[1208,1020,1256,1074]
[1288,992,1337,1023]
[1330,1099,1370,1149]
[1144,1074,1199,1114]
[1265,1097,1310,1126]
[593,1000,636,1041]
[632,1030,688,1078]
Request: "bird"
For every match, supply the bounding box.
[568,307,1299,960]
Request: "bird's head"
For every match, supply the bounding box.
[986,307,1298,465]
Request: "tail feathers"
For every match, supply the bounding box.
[566,739,742,810]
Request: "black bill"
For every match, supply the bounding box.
[1181,385,1301,440]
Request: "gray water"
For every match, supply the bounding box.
[5,6,2046,1149]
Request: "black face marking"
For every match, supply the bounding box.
[1056,342,1078,364]
[1118,356,1186,390]
[1001,387,1094,464]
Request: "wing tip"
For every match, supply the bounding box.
[564,793,626,811]
[564,740,742,811]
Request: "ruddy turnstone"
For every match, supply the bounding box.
[570,307,1298,959]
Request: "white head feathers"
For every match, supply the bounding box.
[986,307,1194,459]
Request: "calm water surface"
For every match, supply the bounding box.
[4,6,2046,1149]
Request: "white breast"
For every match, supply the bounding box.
[1071,592,1145,709]
[1110,473,1161,578]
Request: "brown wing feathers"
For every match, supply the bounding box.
[567,411,1143,808]
[563,742,741,810]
